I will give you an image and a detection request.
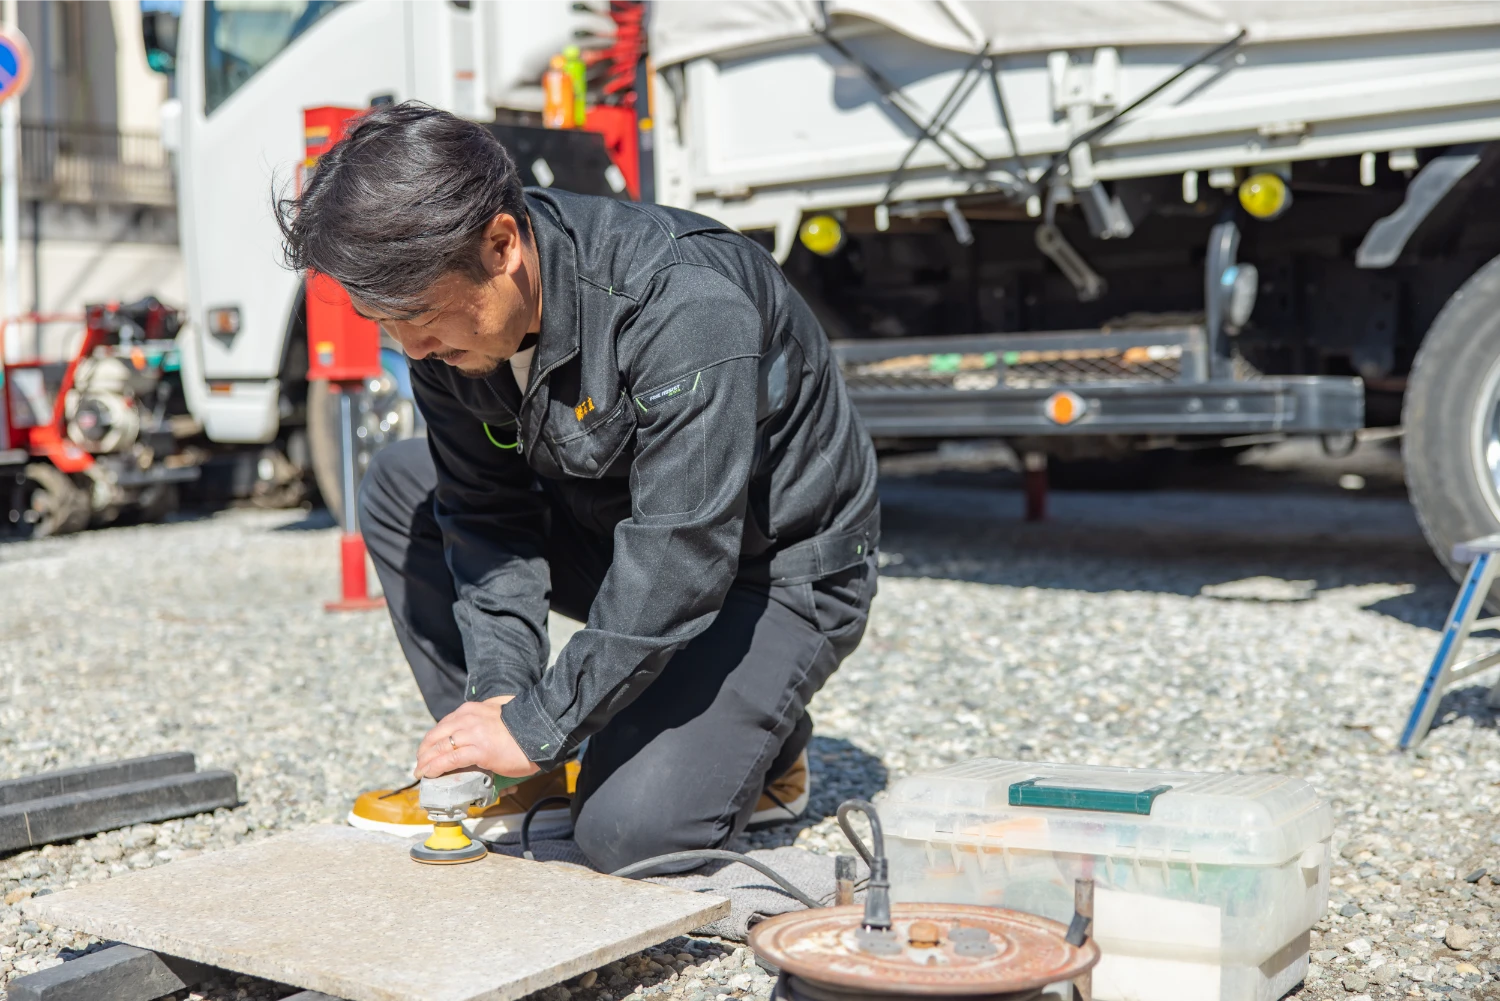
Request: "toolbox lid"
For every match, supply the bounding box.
[879,758,1331,868]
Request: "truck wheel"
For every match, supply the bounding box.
[307,347,424,524]
[1405,253,1500,600]
[13,463,91,537]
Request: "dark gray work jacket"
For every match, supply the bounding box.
[410,189,880,769]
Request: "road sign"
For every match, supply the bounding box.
[0,30,32,104]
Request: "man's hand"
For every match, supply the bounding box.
[415,696,541,779]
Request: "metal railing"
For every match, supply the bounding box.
[19,122,175,207]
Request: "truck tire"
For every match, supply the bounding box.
[1404,253,1500,599]
[306,377,344,522]
[307,347,424,525]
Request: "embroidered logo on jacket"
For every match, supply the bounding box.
[644,382,685,405]
[574,396,595,421]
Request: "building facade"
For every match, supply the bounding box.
[9,0,182,359]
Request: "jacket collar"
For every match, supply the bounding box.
[525,190,580,376]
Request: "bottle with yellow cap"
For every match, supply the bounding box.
[563,45,587,130]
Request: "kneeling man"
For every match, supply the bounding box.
[277,103,879,871]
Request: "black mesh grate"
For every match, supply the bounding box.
[842,345,1183,392]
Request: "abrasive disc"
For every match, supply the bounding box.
[410,839,489,865]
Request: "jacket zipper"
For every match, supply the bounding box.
[511,341,581,455]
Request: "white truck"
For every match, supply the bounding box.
[147,0,1500,583]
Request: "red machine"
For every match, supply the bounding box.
[303,106,383,385]
[584,105,640,200]
[303,105,386,612]
[306,271,381,383]
[4,312,94,476]
[3,301,197,536]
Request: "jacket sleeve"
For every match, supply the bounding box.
[500,264,763,766]
[410,360,553,702]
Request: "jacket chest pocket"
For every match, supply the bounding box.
[546,392,634,478]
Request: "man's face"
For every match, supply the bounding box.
[351,212,540,379]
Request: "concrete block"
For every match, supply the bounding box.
[0,753,197,807]
[7,944,210,1001]
[25,825,729,1001]
[282,994,345,1001]
[0,770,238,851]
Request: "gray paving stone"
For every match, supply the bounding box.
[0,752,197,807]
[24,825,729,1001]
[0,769,239,851]
[7,943,209,1001]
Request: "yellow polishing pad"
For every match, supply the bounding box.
[411,821,488,864]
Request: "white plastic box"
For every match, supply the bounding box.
[879,759,1332,1001]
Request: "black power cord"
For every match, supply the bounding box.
[519,795,574,861]
[611,850,825,911]
[835,799,884,868]
[836,800,890,931]
[511,791,879,917]
[512,791,825,908]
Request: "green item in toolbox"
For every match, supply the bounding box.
[1009,777,1173,815]
[929,353,962,373]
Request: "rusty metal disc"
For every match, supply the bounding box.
[749,903,1098,997]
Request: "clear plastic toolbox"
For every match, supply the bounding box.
[879,759,1332,1001]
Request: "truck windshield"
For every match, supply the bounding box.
[204,1,340,115]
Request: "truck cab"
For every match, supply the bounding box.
[152,0,614,514]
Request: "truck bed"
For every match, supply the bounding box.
[651,1,1500,240]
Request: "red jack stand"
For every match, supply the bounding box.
[326,383,385,613]
[328,532,384,612]
[1023,451,1048,522]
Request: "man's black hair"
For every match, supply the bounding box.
[275,101,528,317]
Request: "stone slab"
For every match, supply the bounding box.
[7,944,210,1001]
[0,770,239,852]
[0,753,197,807]
[25,825,730,1001]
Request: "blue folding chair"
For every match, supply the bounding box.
[1401,534,1500,749]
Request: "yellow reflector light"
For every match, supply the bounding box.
[1044,390,1086,425]
[1238,173,1291,220]
[799,214,844,256]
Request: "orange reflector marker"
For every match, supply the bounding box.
[1044,390,1086,425]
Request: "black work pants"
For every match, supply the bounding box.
[358,438,876,872]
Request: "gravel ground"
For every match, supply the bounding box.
[3,448,1500,1000]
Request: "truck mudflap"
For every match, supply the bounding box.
[834,327,1364,437]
